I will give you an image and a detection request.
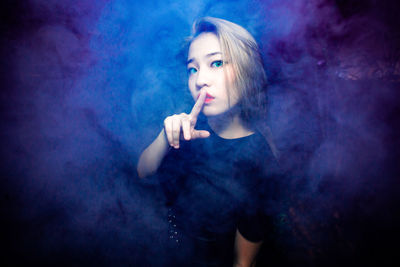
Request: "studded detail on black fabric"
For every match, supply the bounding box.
[167,207,180,244]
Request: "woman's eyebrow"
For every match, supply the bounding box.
[187,52,222,65]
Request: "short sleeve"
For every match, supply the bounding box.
[236,136,281,242]
[237,204,267,242]
[235,161,267,242]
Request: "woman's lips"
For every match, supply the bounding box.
[205,93,215,103]
[196,92,215,103]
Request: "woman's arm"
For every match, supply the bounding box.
[137,128,170,178]
[233,229,263,267]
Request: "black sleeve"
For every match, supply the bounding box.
[237,169,270,243]
[237,141,281,243]
[237,204,267,243]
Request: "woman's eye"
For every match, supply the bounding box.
[187,67,197,75]
[211,60,223,68]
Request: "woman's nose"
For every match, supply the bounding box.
[195,68,211,89]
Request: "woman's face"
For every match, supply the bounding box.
[187,32,238,117]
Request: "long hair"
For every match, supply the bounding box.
[186,17,269,129]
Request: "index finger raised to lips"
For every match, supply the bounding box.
[190,90,206,118]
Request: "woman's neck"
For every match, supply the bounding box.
[207,110,254,139]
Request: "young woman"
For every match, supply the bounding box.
[137,17,279,266]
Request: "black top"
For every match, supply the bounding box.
[157,118,280,265]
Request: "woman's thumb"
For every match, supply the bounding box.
[192,130,210,139]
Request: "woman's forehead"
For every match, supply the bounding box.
[187,32,221,60]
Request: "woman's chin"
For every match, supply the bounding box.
[202,104,239,118]
[202,107,222,117]
[202,110,232,119]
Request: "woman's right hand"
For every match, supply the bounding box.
[164,89,210,149]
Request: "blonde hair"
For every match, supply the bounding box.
[187,17,268,128]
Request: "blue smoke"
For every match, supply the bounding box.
[1,0,399,265]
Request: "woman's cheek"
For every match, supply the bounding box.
[223,69,238,102]
[225,65,236,84]
[188,79,195,99]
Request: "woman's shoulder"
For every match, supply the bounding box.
[238,129,281,178]
[242,130,276,159]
